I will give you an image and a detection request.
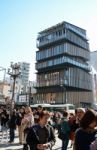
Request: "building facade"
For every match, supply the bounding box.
[35,22,93,107]
[0,81,10,98]
[19,62,30,92]
[90,51,97,103]
[90,51,97,71]
[0,81,11,105]
[7,62,30,103]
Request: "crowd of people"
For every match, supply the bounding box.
[0,105,97,150]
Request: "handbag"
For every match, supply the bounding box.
[58,131,67,140]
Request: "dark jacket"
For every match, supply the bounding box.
[1,112,9,127]
[60,118,71,140]
[69,119,79,132]
[26,124,56,150]
[8,114,17,129]
[16,112,24,126]
[74,128,95,150]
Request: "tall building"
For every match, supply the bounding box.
[19,62,30,91]
[90,51,97,71]
[0,81,10,98]
[35,22,93,107]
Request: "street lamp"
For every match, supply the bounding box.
[8,62,21,110]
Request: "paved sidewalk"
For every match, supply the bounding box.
[0,130,23,150]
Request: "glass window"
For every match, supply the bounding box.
[58,30,62,36]
[63,29,66,34]
[48,60,53,66]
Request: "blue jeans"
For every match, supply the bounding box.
[9,128,15,142]
[62,139,69,150]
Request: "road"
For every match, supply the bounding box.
[0,130,73,150]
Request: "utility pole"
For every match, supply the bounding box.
[8,62,21,111]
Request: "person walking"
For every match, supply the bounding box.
[0,109,9,142]
[68,113,77,148]
[16,107,25,144]
[75,108,85,126]
[74,109,97,150]
[58,111,70,150]
[21,106,34,149]
[8,110,17,143]
[26,111,56,150]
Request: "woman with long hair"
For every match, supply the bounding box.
[21,106,34,148]
[16,107,25,144]
[74,109,97,150]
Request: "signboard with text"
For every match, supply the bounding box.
[18,94,29,103]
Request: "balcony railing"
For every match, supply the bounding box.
[35,79,68,88]
[35,77,92,90]
[37,34,66,48]
[36,56,91,71]
[37,29,89,50]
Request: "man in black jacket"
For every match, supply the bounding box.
[8,110,17,143]
[26,111,56,150]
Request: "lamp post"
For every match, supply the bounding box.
[8,62,21,110]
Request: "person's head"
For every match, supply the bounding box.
[69,113,75,119]
[37,105,43,113]
[34,111,40,124]
[22,106,25,110]
[38,111,50,126]
[76,108,85,120]
[80,109,97,130]
[70,113,75,117]
[63,111,68,118]
[25,106,32,114]
[20,108,25,113]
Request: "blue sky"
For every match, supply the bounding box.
[0,0,97,81]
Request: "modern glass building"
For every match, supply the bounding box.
[19,62,30,85]
[35,21,93,107]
